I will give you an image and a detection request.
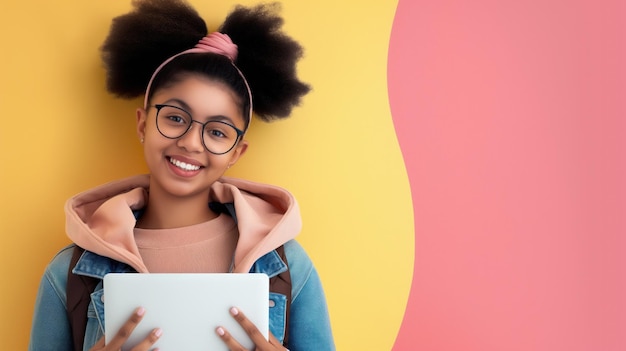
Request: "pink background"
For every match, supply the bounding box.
[388,1,625,350]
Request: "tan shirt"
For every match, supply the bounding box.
[134,213,238,273]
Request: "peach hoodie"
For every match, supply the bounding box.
[65,175,301,273]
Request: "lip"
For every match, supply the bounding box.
[166,155,204,177]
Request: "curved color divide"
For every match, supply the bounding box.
[388,1,625,350]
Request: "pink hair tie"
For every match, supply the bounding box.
[195,32,238,61]
[143,33,252,130]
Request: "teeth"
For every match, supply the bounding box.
[169,158,200,171]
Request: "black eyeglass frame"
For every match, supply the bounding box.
[152,104,245,155]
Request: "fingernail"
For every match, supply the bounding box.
[136,307,146,316]
[230,307,239,316]
[154,328,163,337]
[216,327,225,336]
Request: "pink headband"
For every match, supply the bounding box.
[143,32,253,130]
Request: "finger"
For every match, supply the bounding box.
[106,307,146,350]
[88,337,105,351]
[229,307,267,344]
[216,326,247,351]
[267,332,282,345]
[129,328,162,351]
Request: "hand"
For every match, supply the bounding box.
[216,307,288,351]
[89,307,162,351]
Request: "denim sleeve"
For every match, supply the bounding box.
[283,240,336,351]
[29,246,74,351]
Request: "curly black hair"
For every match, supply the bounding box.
[101,0,310,123]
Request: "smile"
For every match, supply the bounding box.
[168,157,201,171]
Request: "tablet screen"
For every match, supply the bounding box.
[103,273,269,351]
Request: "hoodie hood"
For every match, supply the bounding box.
[65,175,301,273]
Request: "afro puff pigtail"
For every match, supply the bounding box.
[220,3,311,121]
[101,0,208,99]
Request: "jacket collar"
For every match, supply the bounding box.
[72,250,136,279]
[249,249,288,277]
[73,248,287,279]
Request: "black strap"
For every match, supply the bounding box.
[272,245,292,345]
[66,245,99,351]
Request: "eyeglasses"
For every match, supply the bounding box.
[153,104,244,155]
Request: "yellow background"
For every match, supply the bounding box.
[0,1,413,349]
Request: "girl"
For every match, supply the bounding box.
[29,1,335,350]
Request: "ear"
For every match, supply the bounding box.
[136,107,148,142]
[227,140,249,168]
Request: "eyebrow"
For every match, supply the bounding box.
[162,98,192,112]
[160,98,240,126]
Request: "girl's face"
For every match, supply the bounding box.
[136,75,248,200]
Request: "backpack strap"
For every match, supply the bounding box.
[67,245,101,351]
[271,244,292,346]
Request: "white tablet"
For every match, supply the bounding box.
[103,273,269,351]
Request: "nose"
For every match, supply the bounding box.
[176,120,205,152]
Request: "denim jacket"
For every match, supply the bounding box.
[29,239,335,351]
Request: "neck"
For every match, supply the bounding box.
[136,187,217,230]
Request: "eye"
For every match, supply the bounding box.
[166,114,187,124]
[205,122,238,142]
[207,128,226,138]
